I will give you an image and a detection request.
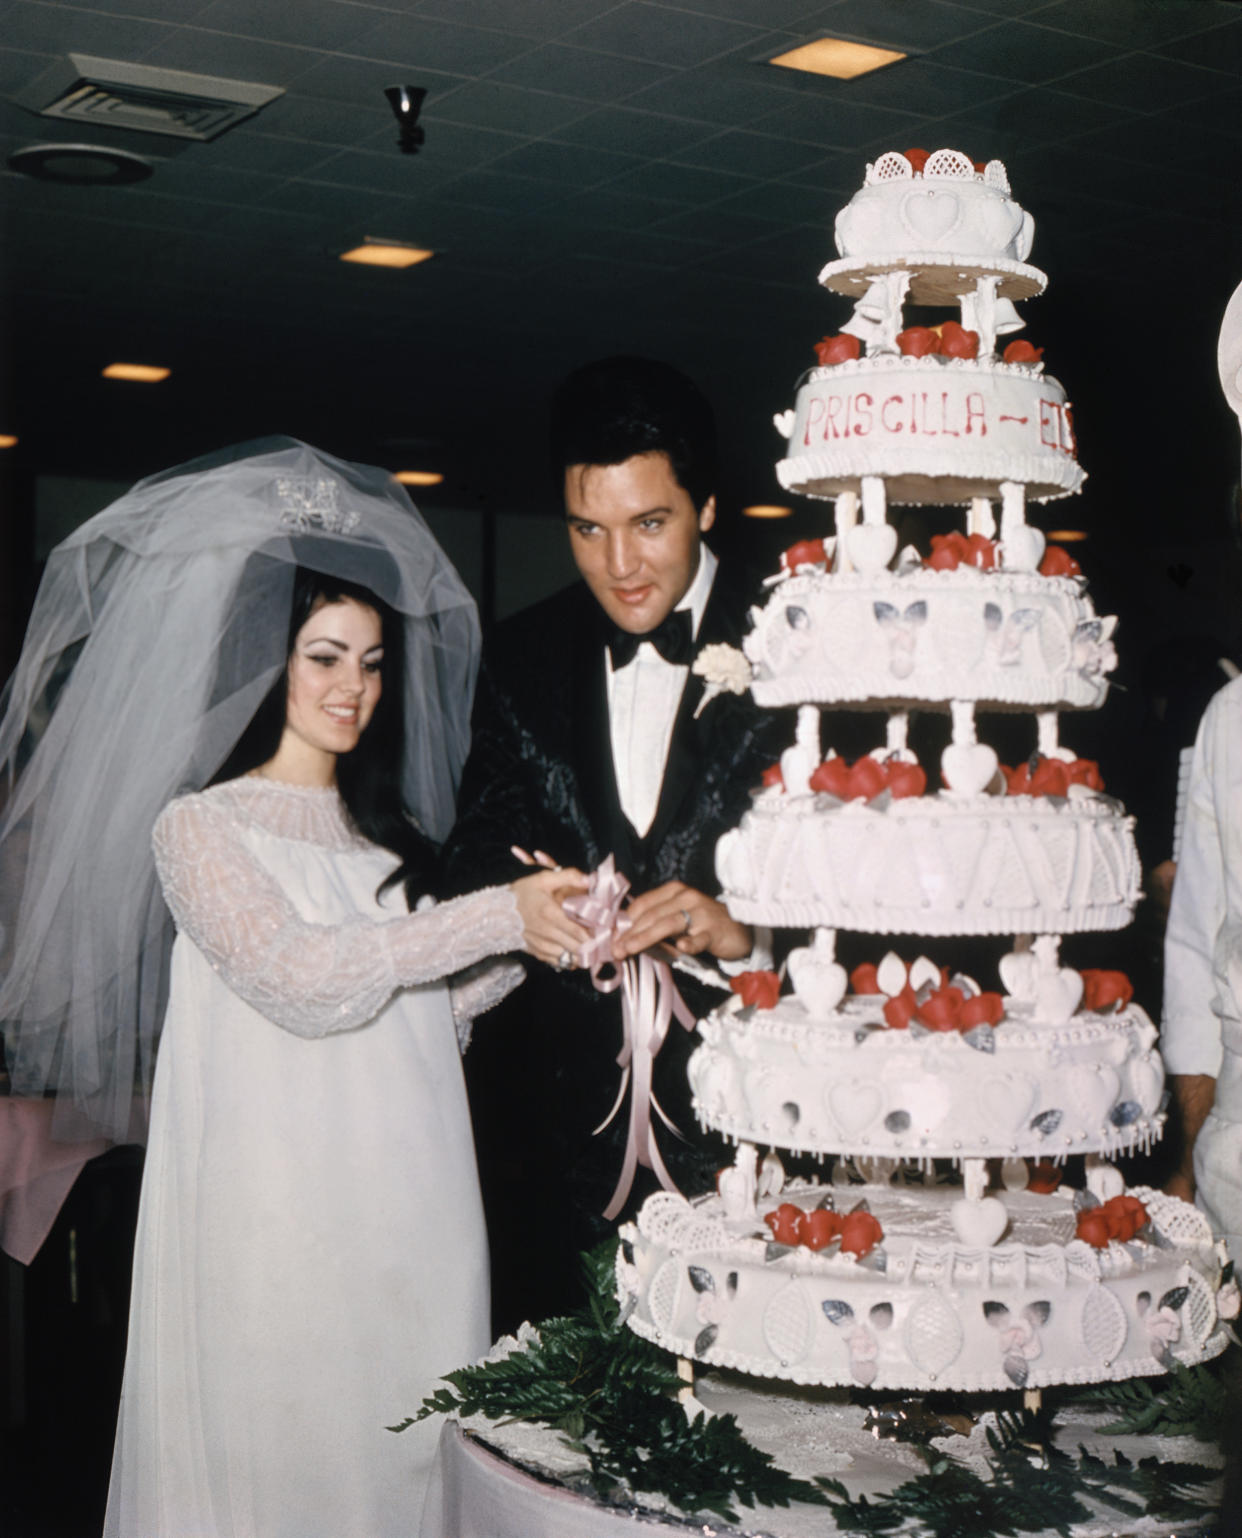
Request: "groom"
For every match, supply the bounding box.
[442,356,782,1324]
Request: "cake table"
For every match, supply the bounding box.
[418,1371,1224,1538]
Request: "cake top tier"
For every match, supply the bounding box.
[823,148,1046,305]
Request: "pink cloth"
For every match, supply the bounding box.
[0,1100,110,1263]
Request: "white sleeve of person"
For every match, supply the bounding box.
[153,795,524,1038]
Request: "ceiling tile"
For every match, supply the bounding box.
[0,1,175,57]
[204,130,347,176]
[936,20,1120,85]
[569,224,716,265]
[809,0,996,51]
[664,0,830,22]
[0,46,57,96]
[708,177,849,224]
[292,52,468,106]
[932,84,1139,158]
[670,126,831,177]
[551,106,719,157]
[811,56,1015,116]
[1053,52,1232,112]
[412,0,621,39]
[354,116,524,169]
[434,167,568,211]
[296,144,467,195]
[1030,0,1239,47]
[944,0,1064,16]
[56,0,213,17]
[136,27,322,84]
[747,93,923,149]
[607,158,754,203]
[257,92,391,146]
[647,204,775,245]
[348,13,535,74]
[556,185,687,228]
[192,0,365,50]
[1158,17,1242,76]
[430,80,595,136]
[561,3,765,68]
[623,66,812,126]
[487,139,643,185]
[489,43,676,101]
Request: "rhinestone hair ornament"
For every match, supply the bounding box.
[0,436,479,1156]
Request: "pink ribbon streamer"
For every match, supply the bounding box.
[564,855,696,1221]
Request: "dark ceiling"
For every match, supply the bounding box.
[4,0,1242,578]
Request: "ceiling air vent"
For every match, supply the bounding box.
[19,54,284,141]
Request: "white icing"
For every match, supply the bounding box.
[776,357,1082,506]
[746,568,1113,710]
[716,792,1140,936]
[688,996,1165,1160]
[621,1185,1229,1393]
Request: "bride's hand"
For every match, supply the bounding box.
[510,867,590,968]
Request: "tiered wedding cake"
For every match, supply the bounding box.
[617,149,1236,1394]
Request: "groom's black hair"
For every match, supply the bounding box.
[549,355,717,512]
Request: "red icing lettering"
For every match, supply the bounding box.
[804,396,826,446]
[1063,403,1077,455]
[1039,397,1061,448]
[825,394,845,440]
[881,394,904,433]
[938,391,959,437]
[919,393,936,436]
[852,392,873,436]
[965,393,986,437]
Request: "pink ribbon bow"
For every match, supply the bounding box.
[563,855,696,1220]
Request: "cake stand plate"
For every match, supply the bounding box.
[420,1370,1224,1538]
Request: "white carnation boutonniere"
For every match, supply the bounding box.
[692,642,752,718]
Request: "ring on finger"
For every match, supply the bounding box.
[680,908,693,935]
[555,949,573,971]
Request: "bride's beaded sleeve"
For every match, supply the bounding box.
[152,780,525,1040]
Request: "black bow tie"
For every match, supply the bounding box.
[606,608,694,669]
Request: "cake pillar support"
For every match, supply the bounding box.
[834,490,859,573]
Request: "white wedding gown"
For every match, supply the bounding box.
[104,777,524,1538]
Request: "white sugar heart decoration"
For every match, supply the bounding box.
[999,525,1046,572]
[950,1195,1009,1248]
[876,951,908,996]
[773,409,794,439]
[1034,967,1084,1024]
[903,190,960,242]
[941,742,999,796]
[827,1078,884,1137]
[998,950,1038,1000]
[1075,1065,1121,1130]
[908,956,941,993]
[845,522,898,573]
[787,947,848,1015]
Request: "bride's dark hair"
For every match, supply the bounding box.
[210,566,438,907]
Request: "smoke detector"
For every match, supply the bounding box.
[17,54,284,141]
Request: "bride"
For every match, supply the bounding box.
[0,439,587,1536]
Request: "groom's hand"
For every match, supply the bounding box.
[613,880,751,962]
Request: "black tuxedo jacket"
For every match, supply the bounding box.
[440,559,785,1325]
[442,561,781,901]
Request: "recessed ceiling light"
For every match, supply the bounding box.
[1047,530,1089,542]
[340,242,434,269]
[9,142,152,185]
[395,470,444,486]
[769,38,906,80]
[743,504,793,519]
[0,435,18,449]
[102,363,171,382]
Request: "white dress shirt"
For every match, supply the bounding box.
[606,545,716,837]
[1162,673,1242,1251]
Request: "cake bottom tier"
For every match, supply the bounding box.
[619,1183,1234,1395]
